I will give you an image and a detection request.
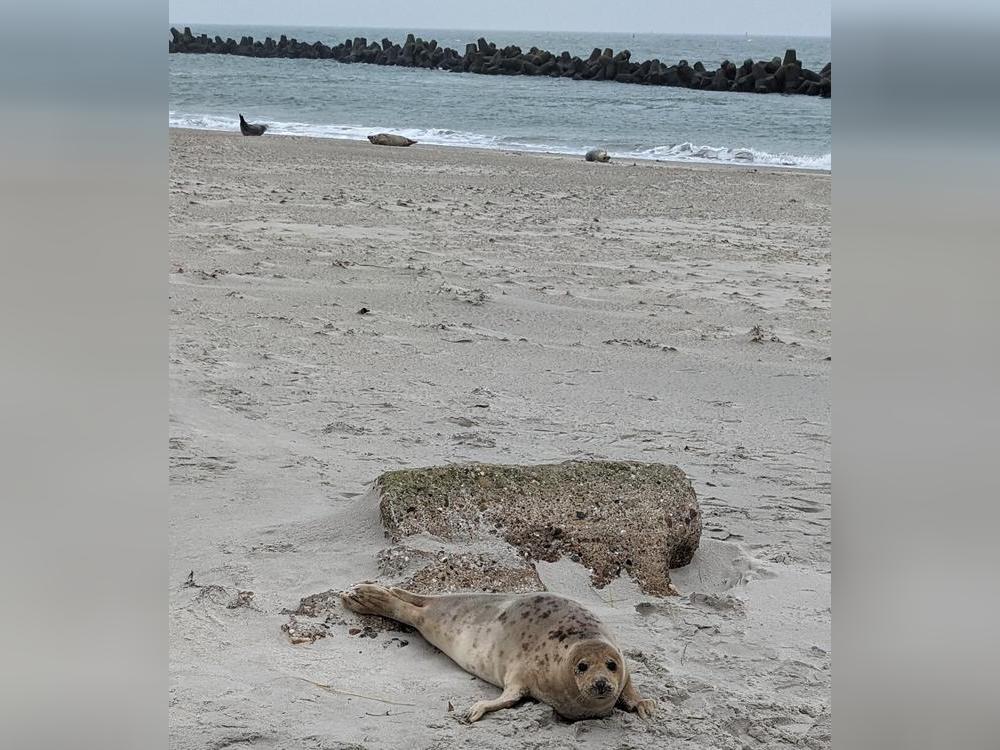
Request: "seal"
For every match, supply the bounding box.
[367,133,417,147]
[238,114,267,136]
[341,584,656,722]
[584,148,610,162]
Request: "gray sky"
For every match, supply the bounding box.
[168,1,830,37]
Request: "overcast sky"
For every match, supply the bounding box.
[168,1,830,37]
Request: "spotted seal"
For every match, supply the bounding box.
[367,133,417,147]
[341,584,655,722]
[238,114,267,136]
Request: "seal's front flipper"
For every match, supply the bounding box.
[465,682,528,723]
[616,677,656,719]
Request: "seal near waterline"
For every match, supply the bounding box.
[367,133,417,147]
[238,114,267,136]
[584,148,610,162]
[341,584,656,722]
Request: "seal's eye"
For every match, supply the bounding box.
[606,660,618,671]
[576,662,589,673]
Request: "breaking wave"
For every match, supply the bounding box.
[169,112,830,171]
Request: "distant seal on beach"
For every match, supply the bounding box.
[585,148,610,163]
[238,114,267,136]
[341,584,656,722]
[367,133,417,147]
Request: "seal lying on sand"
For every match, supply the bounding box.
[239,114,267,136]
[342,584,656,722]
[585,148,611,162]
[367,133,417,147]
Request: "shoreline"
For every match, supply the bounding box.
[168,125,832,174]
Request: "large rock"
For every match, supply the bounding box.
[734,73,756,92]
[755,75,778,93]
[709,68,730,91]
[781,61,803,92]
[376,460,702,596]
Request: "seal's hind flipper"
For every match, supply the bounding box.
[341,583,424,626]
[389,587,428,607]
[341,583,396,616]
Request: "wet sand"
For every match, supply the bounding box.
[169,128,830,749]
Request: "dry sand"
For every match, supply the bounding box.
[169,129,830,749]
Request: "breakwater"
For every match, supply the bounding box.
[168,27,831,98]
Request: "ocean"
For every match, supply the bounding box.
[169,25,830,170]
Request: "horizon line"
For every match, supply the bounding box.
[167,22,831,39]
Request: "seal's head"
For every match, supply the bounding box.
[567,640,624,703]
[367,135,379,144]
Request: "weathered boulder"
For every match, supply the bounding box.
[708,68,730,91]
[677,60,693,84]
[734,73,756,92]
[662,65,681,86]
[781,61,803,92]
[755,75,778,93]
[376,461,702,596]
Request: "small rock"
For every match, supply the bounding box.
[282,616,329,645]
[227,590,255,609]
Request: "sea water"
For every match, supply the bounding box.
[169,25,831,170]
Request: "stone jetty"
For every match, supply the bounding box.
[169,27,831,98]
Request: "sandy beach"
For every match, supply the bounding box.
[169,129,830,749]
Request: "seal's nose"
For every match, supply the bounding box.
[594,677,611,695]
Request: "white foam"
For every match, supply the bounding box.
[632,141,831,170]
[169,112,831,171]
